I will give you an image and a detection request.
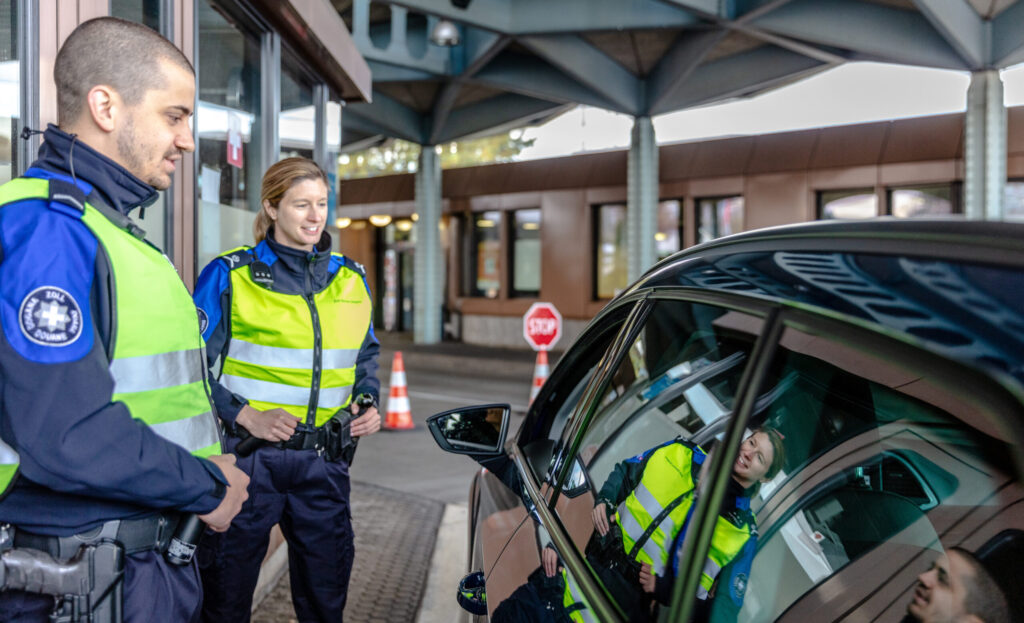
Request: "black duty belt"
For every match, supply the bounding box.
[271,427,328,452]
[13,512,181,560]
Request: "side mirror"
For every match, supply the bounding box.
[427,404,510,458]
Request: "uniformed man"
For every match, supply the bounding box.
[0,17,249,623]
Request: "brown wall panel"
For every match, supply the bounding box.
[746,129,818,174]
[540,190,590,319]
[883,115,963,163]
[878,160,959,186]
[689,137,754,178]
[809,165,878,190]
[1009,107,1024,156]
[660,142,699,181]
[745,172,811,229]
[811,122,888,169]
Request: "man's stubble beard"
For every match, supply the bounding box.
[116,112,171,190]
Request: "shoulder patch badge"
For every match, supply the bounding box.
[19,286,83,346]
[197,307,209,334]
[732,572,748,598]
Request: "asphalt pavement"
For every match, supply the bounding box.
[251,332,552,622]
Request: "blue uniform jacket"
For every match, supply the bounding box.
[193,233,380,429]
[0,125,227,536]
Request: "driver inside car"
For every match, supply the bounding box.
[588,428,785,618]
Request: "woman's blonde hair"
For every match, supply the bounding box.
[253,157,330,243]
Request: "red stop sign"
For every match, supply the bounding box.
[523,302,562,351]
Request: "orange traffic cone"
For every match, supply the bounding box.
[529,350,549,406]
[384,351,414,430]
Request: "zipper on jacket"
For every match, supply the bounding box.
[304,255,323,427]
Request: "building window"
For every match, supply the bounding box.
[818,189,877,219]
[696,195,744,243]
[594,204,627,300]
[1006,180,1024,221]
[279,52,315,161]
[196,0,264,270]
[888,183,959,217]
[110,0,162,31]
[465,211,501,298]
[656,199,682,260]
[510,208,540,297]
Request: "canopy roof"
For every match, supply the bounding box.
[330,0,1024,149]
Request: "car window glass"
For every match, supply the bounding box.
[518,302,636,485]
[709,324,1024,623]
[552,299,765,620]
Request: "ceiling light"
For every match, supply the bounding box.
[351,220,367,230]
[476,219,494,228]
[411,213,419,221]
[430,19,460,46]
[369,214,393,227]
[396,219,413,232]
[335,217,352,229]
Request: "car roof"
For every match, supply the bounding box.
[634,219,1024,385]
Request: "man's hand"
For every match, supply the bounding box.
[350,405,380,438]
[592,502,612,537]
[639,563,657,593]
[235,404,298,442]
[198,454,250,532]
[542,545,560,578]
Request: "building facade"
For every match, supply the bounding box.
[337,107,1024,349]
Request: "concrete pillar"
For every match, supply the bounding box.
[414,146,443,344]
[627,116,658,282]
[964,70,1007,220]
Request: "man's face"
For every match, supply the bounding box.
[907,551,975,623]
[114,59,195,190]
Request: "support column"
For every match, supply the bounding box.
[414,146,443,344]
[964,70,1007,220]
[627,116,658,283]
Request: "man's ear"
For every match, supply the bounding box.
[85,85,119,133]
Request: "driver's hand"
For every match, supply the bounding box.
[592,502,611,537]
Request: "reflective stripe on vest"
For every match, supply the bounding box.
[221,251,372,427]
[561,570,597,623]
[0,439,18,496]
[76,185,220,458]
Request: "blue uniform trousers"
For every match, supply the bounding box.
[198,438,354,623]
[0,549,202,622]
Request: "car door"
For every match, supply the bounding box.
[476,296,644,619]
[697,306,1024,623]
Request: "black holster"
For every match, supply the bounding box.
[324,414,357,465]
[0,524,124,623]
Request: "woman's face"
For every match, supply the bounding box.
[266,177,328,251]
[731,431,775,489]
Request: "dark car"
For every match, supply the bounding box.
[428,220,1024,623]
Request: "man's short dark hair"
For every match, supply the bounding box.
[952,547,1011,623]
[54,17,194,125]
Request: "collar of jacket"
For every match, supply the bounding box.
[259,229,335,292]
[31,124,158,217]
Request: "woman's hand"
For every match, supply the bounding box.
[542,545,560,578]
[235,405,298,442]
[639,563,657,593]
[350,405,381,438]
[592,502,612,537]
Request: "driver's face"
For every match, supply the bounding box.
[907,551,974,623]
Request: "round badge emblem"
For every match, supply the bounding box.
[197,307,209,334]
[19,286,83,346]
[733,572,748,598]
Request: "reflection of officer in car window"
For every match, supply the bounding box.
[905,548,1010,623]
[590,429,785,616]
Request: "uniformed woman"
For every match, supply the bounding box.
[193,157,381,622]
